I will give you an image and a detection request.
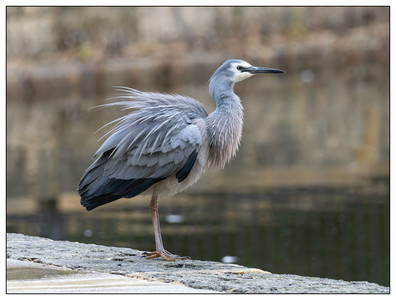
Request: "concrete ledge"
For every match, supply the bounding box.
[6,233,389,293]
[7,259,215,293]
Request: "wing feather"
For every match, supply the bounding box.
[78,88,208,210]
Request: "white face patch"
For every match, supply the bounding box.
[229,61,254,82]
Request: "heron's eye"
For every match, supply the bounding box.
[237,65,244,71]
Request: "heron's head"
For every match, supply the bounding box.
[211,59,285,84]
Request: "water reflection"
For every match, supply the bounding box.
[6,59,389,289]
[7,71,389,198]
[7,186,389,287]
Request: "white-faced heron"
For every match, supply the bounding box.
[78,59,285,261]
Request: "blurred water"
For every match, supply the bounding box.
[7,186,389,286]
[6,69,389,287]
[6,71,389,197]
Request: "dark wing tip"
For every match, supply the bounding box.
[79,177,166,210]
[176,150,198,183]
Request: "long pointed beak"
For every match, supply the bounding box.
[242,66,285,74]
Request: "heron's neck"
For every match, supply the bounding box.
[206,81,244,168]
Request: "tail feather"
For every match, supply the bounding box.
[79,176,164,210]
[78,151,165,210]
[80,193,122,211]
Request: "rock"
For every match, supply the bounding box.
[6,233,389,293]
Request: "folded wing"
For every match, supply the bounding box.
[78,88,208,210]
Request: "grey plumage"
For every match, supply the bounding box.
[77,59,284,260]
[78,88,207,209]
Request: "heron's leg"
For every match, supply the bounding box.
[144,186,190,261]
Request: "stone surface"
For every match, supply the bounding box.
[6,233,389,293]
[7,259,214,293]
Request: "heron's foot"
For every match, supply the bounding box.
[144,249,190,261]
